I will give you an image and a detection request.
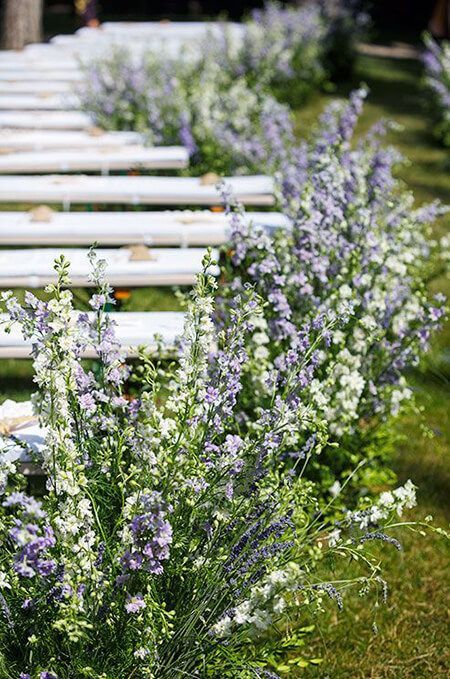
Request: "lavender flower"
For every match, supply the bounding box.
[125,593,146,614]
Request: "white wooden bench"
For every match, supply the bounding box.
[0,146,189,173]
[0,94,78,111]
[0,70,82,82]
[0,81,72,94]
[0,310,185,359]
[77,21,244,39]
[0,247,218,288]
[0,41,192,64]
[0,399,45,464]
[0,210,289,246]
[0,58,79,71]
[0,308,184,464]
[0,174,274,208]
[0,111,92,130]
[0,130,143,151]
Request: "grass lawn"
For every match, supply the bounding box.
[0,50,448,676]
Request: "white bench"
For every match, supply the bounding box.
[0,111,92,130]
[0,41,194,64]
[0,308,184,462]
[0,174,274,208]
[0,310,185,359]
[0,210,289,246]
[0,70,82,82]
[0,130,143,151]
[0,399,45,464]
[0,146,189,173]
[0,94,78,111]
[0,81,72,94]
[77,21,244,38]
[0,247,217,288]
[0,57,79,71]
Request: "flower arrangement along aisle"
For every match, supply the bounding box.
[219,89,447,498]
[423,34,450,147]
[77,49,294,176]
[0,253,430,678]
[77,2,369,175]
[199,1,326,107]
[201,1,369,105]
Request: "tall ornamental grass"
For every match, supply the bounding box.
[0,254,429,678]
[219,89,447,498]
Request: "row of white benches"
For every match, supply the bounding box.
[0,21,242,73]
[0,22,273,463]
[0,209,287,356]
[0,207,287,286]
[0,23,274,360]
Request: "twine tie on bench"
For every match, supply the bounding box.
[200,172,220,185]
[87,126,105,137]
[30,205,54,223]
[125,244,157,261]
[0,415,37,437]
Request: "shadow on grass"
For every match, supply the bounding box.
[0,360,35,403]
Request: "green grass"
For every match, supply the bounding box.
[297,377,449,678]
[0,50,449,676]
